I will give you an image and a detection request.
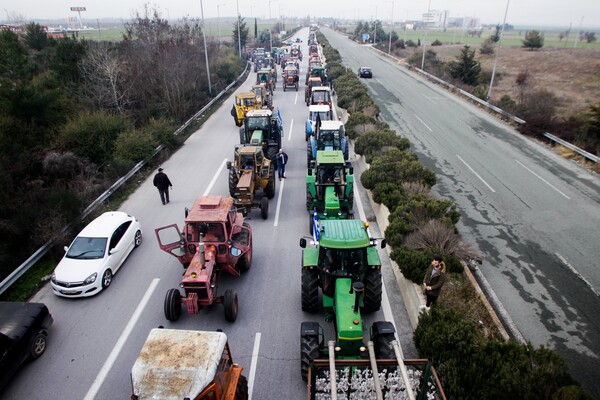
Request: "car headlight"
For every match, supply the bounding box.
[51,273,57,284]
[231,247,242,257]
[84,273,98,285]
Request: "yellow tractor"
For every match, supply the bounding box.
[226,145,276,220]
[231,92,260,127]
[251,84,273,110]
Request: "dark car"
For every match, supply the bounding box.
[0,302,53,390]
[358,67,373,78]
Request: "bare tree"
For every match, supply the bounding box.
[79,42,131,114]
[403,219,480,260]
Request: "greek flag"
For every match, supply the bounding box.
[312,209,320,242]
[276,108,283,128]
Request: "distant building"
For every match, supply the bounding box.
[422,10,449,29]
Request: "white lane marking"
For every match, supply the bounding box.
[83,278,160,400]
[414,115,432,132]
[288,119,294,141]
[457,154,496,193]
[515,160,570,199]
[248,332,262,400]
[423,94,437,104]
[354,169,401,354]
[273,178,285,226]
[294,91,298,105]
[203,158,227,196]
[556,253,599,297]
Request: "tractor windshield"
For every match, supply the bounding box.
[241,154,254,170]
[318,131,341,150]
[318,165,343,184]
[320,248,366,273]
[247,116,270,131]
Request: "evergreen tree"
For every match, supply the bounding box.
[232,16,249,55]
[24,22,49,51]
[448,45,481,86]
[522,30,544,49]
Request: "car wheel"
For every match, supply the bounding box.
[101,269,113,289]
[134,230,142,248]
[30,332,47,359]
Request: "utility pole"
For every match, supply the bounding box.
[217,3,225,46]
[486,0,510,101]
[421,0,432,70]
[200,0,212,95]
[388,1,395,54]
[236,0,242,57]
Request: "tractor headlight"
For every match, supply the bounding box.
[231,247,242,257]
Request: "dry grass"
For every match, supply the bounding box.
[398,44,600,119]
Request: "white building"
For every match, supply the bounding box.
[422,10,449,28]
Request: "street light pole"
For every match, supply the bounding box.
[374,6,378,44]
[216,3,225,47]
[421,0,432,70]
[486,0,510,101]
[236,0,242,57]
[388,1,395,54]
[200,0,212,95]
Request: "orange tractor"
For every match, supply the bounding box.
[155,196,252,322]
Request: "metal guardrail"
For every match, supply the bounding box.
[0,62,251,296]
[543,132,599,163]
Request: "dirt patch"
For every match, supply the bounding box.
[399,44,600,119]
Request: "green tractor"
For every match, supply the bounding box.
[240,108,283,161]
[299,218,391,381]
[306,150,354,230]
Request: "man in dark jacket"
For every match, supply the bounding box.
[153,168,173,205]
[422,256,447,309]
[276,148,288,180]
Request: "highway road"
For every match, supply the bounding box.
[320,28,600,397]
[2,28,416,399]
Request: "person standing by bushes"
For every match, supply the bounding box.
[422,256,447,309]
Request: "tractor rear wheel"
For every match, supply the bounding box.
[374,331,397,360]
[267,146,278,162]
[363,268,382,312]
[301,268,320,312]
[238,247,252,273]
[265,170,276,199]
[306,142,312,168]
[228,168,238,197]
[235,375,249,400]
[164,289,182,321]
[306,184,313,212]
[224,289,238,322]
[260,197,269,220]
[300,333,320,381]
[343,140,349,160]
[295,83,299,91]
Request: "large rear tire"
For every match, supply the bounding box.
[229,168,238,197]
[363,268,382,312]
[164,288,182,321]
[267,146,278,162]
[224,289,238,322]
[301,268,320,312]
[235,375,249,400]
[306,141,313,168]
[260,196,269,220]
[306,187,313,213]
[265,169,276,199]
[300,333,320,381]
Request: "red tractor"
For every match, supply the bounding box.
[155,196,253,322]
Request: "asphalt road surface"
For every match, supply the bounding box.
[2,28,415,400]
[320,27,600,397]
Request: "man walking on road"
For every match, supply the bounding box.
[276,148,288,180]
[153,167,173,205]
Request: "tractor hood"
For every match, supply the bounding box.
[317,220,370,249]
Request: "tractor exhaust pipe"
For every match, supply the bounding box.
[352,282,364,313]
[367,341,384,400]
[328,340,337,400]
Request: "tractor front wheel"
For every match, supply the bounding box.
[235,375,249,400]
[301,268,320,312]
[363,268,382,312]
[260,197,269,220]
[238,248,252,273]
[164,288,182,321]
[374,330,397,360]
[300,332,320,381]
[224,289,238,322]
[228,168,238,197]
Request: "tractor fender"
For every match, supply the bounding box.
[305,120,313,135]
[302,247,319,268]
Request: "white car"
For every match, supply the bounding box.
[51,211,142,298]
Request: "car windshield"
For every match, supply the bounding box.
[66,237,107,259]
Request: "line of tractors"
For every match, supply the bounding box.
[134,28,444,400]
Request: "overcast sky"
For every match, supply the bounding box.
[3,0,600,29]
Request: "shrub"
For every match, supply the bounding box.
[345,112,379,139]
[354,129,410,163]
[361,149,436,190]
[431,39,442,46]
[390,246,435,283]
[113,128,156,163]
[498,94,517,113]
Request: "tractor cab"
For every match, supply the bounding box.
[310,86,332,108]
[305,104,333,140]
[231,92,259,127]
[240,109,283,160]
[306,151,354,219]
[308,120,348,165]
